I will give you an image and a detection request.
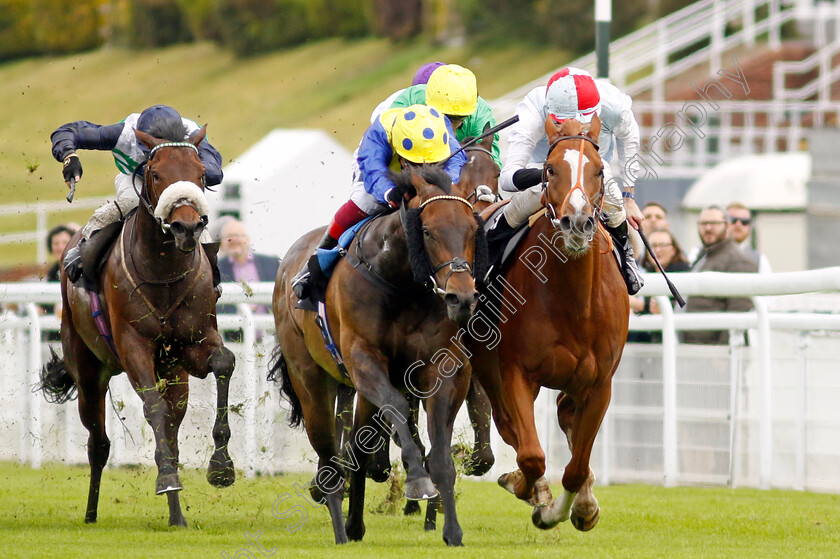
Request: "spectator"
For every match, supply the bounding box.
[44,224,76,283]
[683,206,758,345]
[641,201,670,233]
[628,229,689,343]
[217,219,280,286]
[208,214,236,257]
[727,202,771,273]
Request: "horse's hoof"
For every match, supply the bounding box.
[156,473,183,494]
[424,518,436,531]
[571,505,600,532]
[169,516,188,527]
[498,470,534,503]
[404,476,438,501]
[366,464,391,483]
[308,478,326,504]
[463,450,494,476]
[207,450,235,488]
[84,514,97,524]
[404,500,421,515]
[443,531,464,547]
[345,521,365,542]
[531,476,553,507]
[531,505,561,530]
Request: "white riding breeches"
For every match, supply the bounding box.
[503,160,626,228]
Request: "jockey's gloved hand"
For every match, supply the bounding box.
[62,154,82,184]
[386,185,406,208]
[512,168,542,190]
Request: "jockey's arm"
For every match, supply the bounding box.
[50,120,123,163]
[612,93,644,229]
[462,97,502,169]
[196,136,224,187]
[499,88,545,193]
[358,123,399,205]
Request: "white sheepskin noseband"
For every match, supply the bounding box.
[154,181,209,221]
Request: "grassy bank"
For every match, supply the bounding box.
[0,39,561,269]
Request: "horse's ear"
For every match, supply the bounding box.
[587,114,601,142]
[544,115,563,146]
[189,125,207,146]
[410,168,434,200]
[136,129,163,151]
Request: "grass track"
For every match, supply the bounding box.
[1,461,838,558]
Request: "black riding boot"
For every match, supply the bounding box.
[63,241,84,283]
[605,221,644,295]
[291,232,338,300]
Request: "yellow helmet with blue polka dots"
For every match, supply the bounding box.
[384,104,451,164]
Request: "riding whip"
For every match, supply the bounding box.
[66,177,76,203]
[440,115,520,165]
[637,228,685,308]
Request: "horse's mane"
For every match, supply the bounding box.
[146,118,188,142]
[390,165,452,197]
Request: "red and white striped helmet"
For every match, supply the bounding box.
[545,67,600,124]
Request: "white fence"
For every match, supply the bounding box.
[2,270,840,493]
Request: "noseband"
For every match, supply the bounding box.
[542,135,604,235]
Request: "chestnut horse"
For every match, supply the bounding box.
[470,116,629,531]
[39,124,235,527]
[270,166,485,546]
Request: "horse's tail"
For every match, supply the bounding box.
[267,345,304,428]
[38,348,77,404]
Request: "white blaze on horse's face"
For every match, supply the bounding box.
[563,148,590,213]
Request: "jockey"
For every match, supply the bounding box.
[291,104,467,300]
[51,104,223,283]
[498,67,644,294]
[412,61,446,85]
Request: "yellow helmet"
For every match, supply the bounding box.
[426,64,478,117]
[385,105,452,164]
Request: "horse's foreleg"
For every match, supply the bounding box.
[207,346,236,488]
[119,333,182,501]
[349,345,436,502]
[496,371,549,505]
[464,377,495,476]
[159,368,189,527]
[424,372,469,546]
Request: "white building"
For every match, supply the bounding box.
[206,129,354,260]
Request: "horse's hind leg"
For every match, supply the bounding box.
[74,363,111,524]
[206,346,236,487]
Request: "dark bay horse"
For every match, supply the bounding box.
[270,166,485,546]
[470,116,629,531]
[39,124,235,527]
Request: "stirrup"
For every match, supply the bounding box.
[64,245,83,283]
[291,269,312,300]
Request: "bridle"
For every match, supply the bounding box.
[541,134,605,234]
[414,195,476,295]
[132,141,208,235]
[461,145,501,205]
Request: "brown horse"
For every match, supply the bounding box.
[270,166,485,546]
[39,124,235,527]
[469,116,629,531]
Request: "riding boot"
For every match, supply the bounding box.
[291,231,338,300]
[202,241,223,299]
[605,221,644,295]
[63,241,84,283]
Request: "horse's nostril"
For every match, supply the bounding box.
[583,218,595,236]
[444,293,460,307]
[559,216,572,232]
[170,222,185,236]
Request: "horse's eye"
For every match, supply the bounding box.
[545,165,554,177]
[422,226,433,239]
[151,171,160,182]
[597,168,604,178]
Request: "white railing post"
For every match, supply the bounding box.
[769,0,781,48]
[657,295,678,487]
[25,303,42,469]
[711,0,725,74]
[237,303,257,478]
[727,329,743,487]
[751,296,772,489]
[600,404,611,485]
[744,0,756,47]
[794,330,809,491]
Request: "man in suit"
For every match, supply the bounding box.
[217,219,279,341]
